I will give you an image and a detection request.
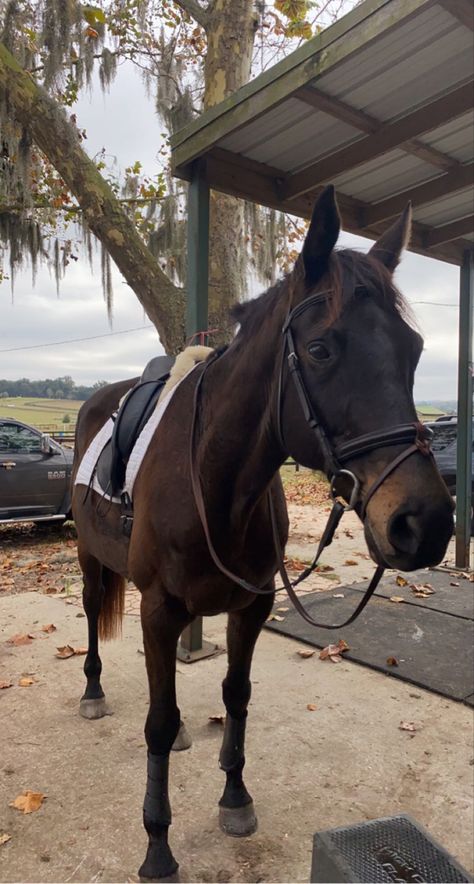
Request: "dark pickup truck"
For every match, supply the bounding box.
[0,418,74,524]
[426,417,474,534]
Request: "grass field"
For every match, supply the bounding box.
[0,397,83,430]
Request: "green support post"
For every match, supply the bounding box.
[455,249,473,569]
[178,159,219,663]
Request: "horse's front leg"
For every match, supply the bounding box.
[139,593,191,883]
[218,589,274,837]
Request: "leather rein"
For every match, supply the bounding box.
[189,289,433,630]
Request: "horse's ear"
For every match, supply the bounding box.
[301,185,341,286]
[369,203,412,272]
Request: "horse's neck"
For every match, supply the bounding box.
[199,331,284,524]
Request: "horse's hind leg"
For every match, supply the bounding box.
[78,549,124,719]
[218,589,274,837]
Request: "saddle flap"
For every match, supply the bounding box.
[140,355,175,383]
[95,355,176,497]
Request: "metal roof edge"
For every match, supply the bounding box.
[170,0,411,152]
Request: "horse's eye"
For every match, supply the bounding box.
[308,341,330,361]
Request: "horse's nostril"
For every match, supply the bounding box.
[388,510,420,556]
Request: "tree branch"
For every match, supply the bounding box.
[0,41,186,354]
[174,0,209,30]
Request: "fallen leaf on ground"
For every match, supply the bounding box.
[399,721,418,733]
[267,614,284,622]
[333,593,345,598]
[283,558,306,572]
[297,649,315,658]
[0,833,12,846]
[344,559,358,566]
[320,639,349,663]
[18,677,36,687]
[276,606,289,612]
[55,645,75,659]
[306,703,317,711]
[208,715,224,725]
[396,575,408,586]
[386,656,398,667]
[0,681,13,690]
[315,564,334,572]
[10,791,46,814]
[6,633,34,646]
[389,596,404,603]
[56,645,87,658]
[410,583,435,596]
[1,578,14,588]
[41,624,56,633]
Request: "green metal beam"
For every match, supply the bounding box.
[178,159,218,662]
[455,249,473,568]
[186,159,210,339]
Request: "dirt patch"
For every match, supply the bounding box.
[0,522,81,596]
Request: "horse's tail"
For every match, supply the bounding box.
[98,567,126,641]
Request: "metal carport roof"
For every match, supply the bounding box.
[171,0,473,266]
[170,0,472,630]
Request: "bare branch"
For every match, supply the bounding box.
[174,0,209,29]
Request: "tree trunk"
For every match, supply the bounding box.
[0,42,186,355]
[202,0,258,342]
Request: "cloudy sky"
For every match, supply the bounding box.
[0,63,461,402]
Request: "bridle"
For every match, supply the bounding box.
[189,287,433,630]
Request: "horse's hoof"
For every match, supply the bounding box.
[138,858,179,882]
[139,874,180,883]
[79,697,112,719]
[171,722,192,752]
[219,802,258,837]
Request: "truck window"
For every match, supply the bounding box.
[0,424,42,453]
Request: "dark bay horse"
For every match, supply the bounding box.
[72,186,454,881]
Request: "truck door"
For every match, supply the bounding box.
[0,421,67,519]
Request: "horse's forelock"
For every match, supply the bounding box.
[230,247,415,339]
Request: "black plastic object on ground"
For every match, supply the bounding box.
[310,814,472,883]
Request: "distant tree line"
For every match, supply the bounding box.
[0,376,108,400]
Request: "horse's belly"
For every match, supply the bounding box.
[72,489,130,577]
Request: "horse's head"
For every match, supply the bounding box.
[278,186,454,571]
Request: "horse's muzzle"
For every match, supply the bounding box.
[365,497,454,571]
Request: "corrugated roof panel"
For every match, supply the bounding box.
[356,38,472,121]
[248,113,360,171]
[332,150,435,201]
[420,111,474,163]
[314,4,460,118]
[219,100,363,171]
[415,188,474,226]
[217,98,311,158]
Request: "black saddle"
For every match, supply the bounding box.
[95,355,175,498]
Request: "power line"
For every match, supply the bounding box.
[0,325,154,353]
[410,301,457,307]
